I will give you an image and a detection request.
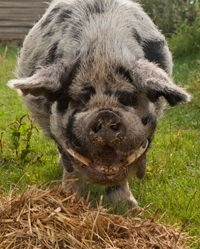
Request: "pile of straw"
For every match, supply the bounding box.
[0,184,191,249]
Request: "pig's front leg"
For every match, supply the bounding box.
[106,182,138,207]
[60,151,84,199]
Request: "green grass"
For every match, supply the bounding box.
[0,44,62,192]
[0,43,200,248]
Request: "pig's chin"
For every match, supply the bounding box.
[65,139,148,181]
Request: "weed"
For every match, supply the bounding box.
[0,114,37,160]
[169,17,200,58]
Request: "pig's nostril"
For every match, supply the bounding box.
[89,110,126,141]
[110,123,120,132]
[92,123,102,133]
[91,122,121,133]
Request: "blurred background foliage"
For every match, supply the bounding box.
[137,0,200,57]
[137,0,199,36]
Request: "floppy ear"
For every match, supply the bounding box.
[131,59,192,106]
[7,60,79,101]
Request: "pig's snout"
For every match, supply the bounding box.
[88,110,126,146]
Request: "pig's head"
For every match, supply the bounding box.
[8,58,191,186]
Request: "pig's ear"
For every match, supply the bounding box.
[132,59,192,106]
[7,60,79,101]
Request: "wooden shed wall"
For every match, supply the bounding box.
[0,0,48,41]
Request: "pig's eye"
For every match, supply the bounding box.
[117,91,138,107]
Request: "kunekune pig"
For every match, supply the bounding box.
[8,0,191,206]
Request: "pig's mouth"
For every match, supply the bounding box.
[65,139,148,179]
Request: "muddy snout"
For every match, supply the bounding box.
[88,110,126,146]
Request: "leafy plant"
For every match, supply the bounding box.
[169,17,200,58]
[137,0,200,37]
[0,114,38,160]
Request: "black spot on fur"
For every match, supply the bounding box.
[142,114,157,128]
[74,86,96,105]
[143,40,167,71]
[147,88,186,106]
[146,90,162,103]
[41,6,61,28]
[56,9,72,24]
[70,18,84,39]
[72,30,80,40]
[60,59,81,90]
[116,91,138,107]
[83,86,96,95]
[44,60,80,104]
[60,150,74,172]
[106,185,120,195]
[86,0,105,14]
[47,41,58,64]
[136,153,146,179]
[142,116,150,126]
[105,90,112,96]
[161,91,188,106]
[43,30,54,38]
[151,118,157,129]
[93,0,105,13]
[116,66,132,83]
[57,94,70,113]
[75,49,81,57]
[28,51,43,76]
[57,52,64,59]
[133,29,142,44]
[65,112,82,149]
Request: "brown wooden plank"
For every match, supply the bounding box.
[0,2,48,8]
[0,0,49,2]
[0,27,30,34]
[0,21,36,27]
[0,0,49,40]
[0,13,43,21]
[0,8,45,15]
[0,33,25,40]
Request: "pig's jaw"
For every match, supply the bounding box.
[65,139,148,177]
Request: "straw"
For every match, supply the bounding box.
[0,184,194,249]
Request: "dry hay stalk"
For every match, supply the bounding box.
[0,184,193,249]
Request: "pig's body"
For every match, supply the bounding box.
[8,0,191,206]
